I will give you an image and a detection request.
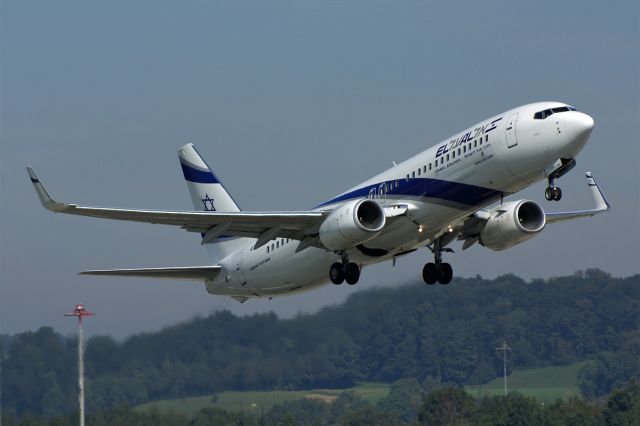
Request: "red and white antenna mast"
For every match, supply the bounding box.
[65,304,95,426]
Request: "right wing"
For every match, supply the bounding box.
[544,172,610,223]
[27,167,325,246]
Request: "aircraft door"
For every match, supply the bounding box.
[505,113,519,148]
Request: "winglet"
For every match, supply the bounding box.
[585,172,610,212]
[26,167,70,212]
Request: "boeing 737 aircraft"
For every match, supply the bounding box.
[28,102,609,302]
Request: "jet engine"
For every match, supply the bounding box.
[480,200,546,251]
[319,199,386,250]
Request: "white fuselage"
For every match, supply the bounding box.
[208,102,594,298]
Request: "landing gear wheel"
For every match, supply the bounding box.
[437,263,453,285]
[422,263,437,285]
[345,263,360,285]
[552,186,562,201]
[545,187,554,201]
[330,262,345,285]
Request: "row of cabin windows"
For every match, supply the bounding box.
[266,238,291,253]
[406,135,489,181]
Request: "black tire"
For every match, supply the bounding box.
[553,187,562,201]
[330,263,345,285]
[345,263,360,285]
[545,187,554,201]
[422,263,437,285]
[438,263,453,285]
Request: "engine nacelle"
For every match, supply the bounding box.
[319,199,386,250]
[480,200,546,251]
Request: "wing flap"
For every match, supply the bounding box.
[80,266,222,281]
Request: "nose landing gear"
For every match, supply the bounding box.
[545,158,576,201]
[544,182,562,201]
[330,253,360,285]
[423,238,454,285]
[545,182,562,201]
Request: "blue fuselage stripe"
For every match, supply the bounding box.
[181,162,219,184]
[317,178,502,208]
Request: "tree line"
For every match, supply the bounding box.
[2,380,639,426]
[1,269,638,417]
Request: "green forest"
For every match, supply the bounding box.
[2,269,638,423]
[4,381,640,426]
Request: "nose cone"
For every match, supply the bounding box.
[567,112,594,137]
[561,112,594,156]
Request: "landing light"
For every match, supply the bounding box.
[418,225,424,233]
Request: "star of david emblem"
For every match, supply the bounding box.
[202,194,216,211]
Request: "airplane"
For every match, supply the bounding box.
[28,101,609,303]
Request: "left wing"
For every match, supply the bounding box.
[27,167,325,245]
[28,167,409,249]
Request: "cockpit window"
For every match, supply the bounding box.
[533,106,577,120]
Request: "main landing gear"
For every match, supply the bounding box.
[545,178,562,202]
[423,238,454,285]
[330,253,360,285]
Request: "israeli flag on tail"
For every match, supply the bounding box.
[178,143,249,263]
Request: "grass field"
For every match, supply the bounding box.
[136,382,390,416]
[466,361,589,403]
[137,362,589,415]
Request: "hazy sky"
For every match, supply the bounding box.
[1,1,638,339]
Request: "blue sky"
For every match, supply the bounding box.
[1,1,638,338]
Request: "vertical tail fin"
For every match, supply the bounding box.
[177,143,248,262]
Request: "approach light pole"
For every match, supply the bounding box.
[65,304,95,426]
[495,341,511,396]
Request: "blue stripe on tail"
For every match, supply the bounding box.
[180,161,220,184]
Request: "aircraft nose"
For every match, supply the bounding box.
[559,111,594,156]
[566,112,594,137]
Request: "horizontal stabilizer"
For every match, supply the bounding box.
[80,266,222,281]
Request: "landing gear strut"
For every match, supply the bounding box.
[423,238,453,285]
[330,253,360,285]
[545,178,562,201]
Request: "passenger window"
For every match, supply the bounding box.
[457,148,461,155]
[267,246,269,253]
[468,143,471,151]
[474,141,477,147]
[452,151,456,159]
[446,154,449,161]
[428,163,432,171]
[485,135,488,142]
[406,174,409,182]
[271,243,274,251]
[463,146,466,153]
[418,168,421,176]
[412,171,415,178]
[276,241,279,248]
[440,158,444,165]
[423,165,426,173]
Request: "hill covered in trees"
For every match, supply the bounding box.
[2,270,638,418]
